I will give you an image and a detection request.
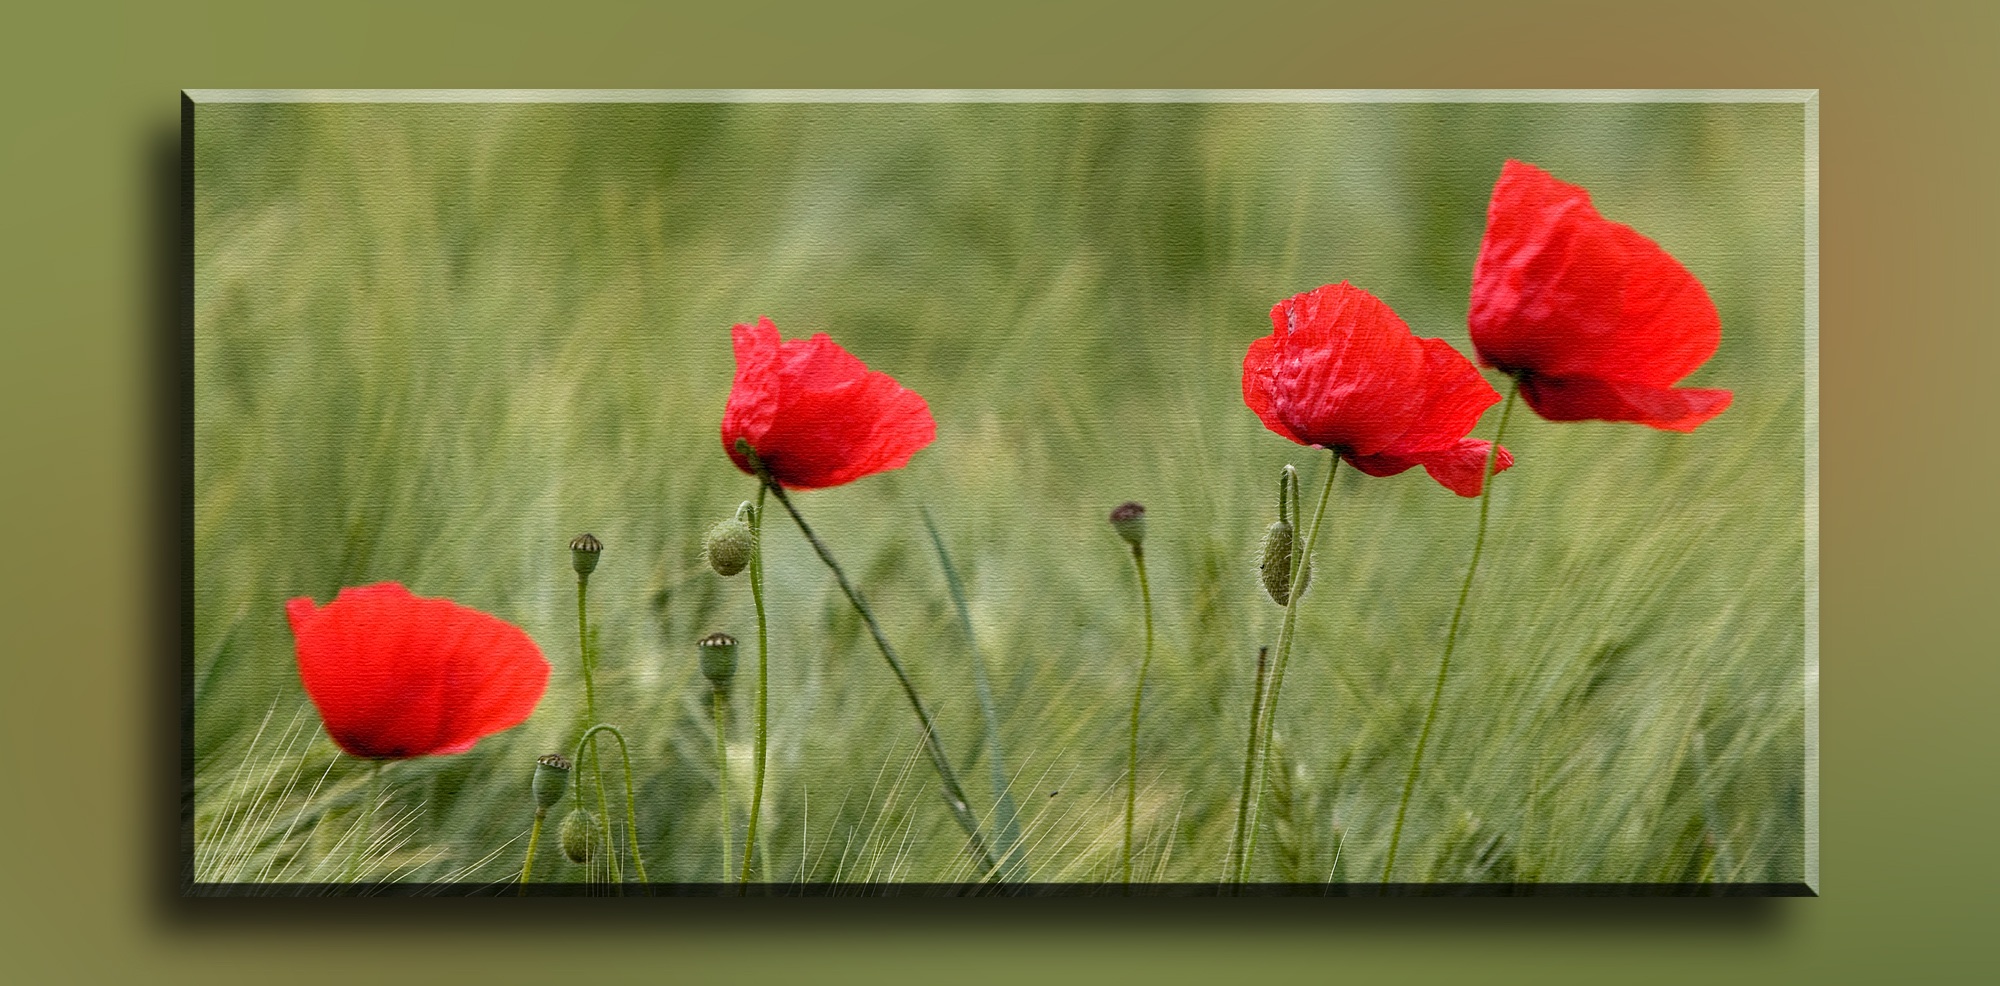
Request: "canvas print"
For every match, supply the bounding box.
[186,91,1816,894]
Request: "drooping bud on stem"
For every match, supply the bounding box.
[1109,501,1147,549]
[698,631,738,693]
[1259,519,1312,605]
[559,808,599,864]
[704,502,756,577]
[532,753,572,813]
[570,533,603,579]
[1260,465,1313,605]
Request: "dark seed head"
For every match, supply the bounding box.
[570,533,603,577]
[697,632,738,690]
[1108,501,1146,548]
[532,753,572,812]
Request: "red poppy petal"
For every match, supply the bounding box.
[1470,160,1722,391]
[721,318,782,474]
[1416,439,1514,498]
[1375,337,1503,458]
[1270,284,1427,454]
[1519,375,1733,432]
[288,583,548,759]
[779,332,870,391]
[1242,333,1305,445]
[761,375,935,489]
[1342,451,1418,479]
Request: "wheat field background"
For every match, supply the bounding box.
[190,98,1808,890]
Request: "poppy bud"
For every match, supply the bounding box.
[532,753,571,813]
[1109,502,1146,548]
[698,632,738,691]
[559,808,599,864]
[705,504,756,577]
[1258,519,1311,605]
[570,533,603,578]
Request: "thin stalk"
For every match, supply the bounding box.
[576,577,615,882]
[1241,452,1339,881]
[1122,543,1155,888]
[739,484,769,887]
[576,723,649,885]
[1382,382,1518,883]
[713,687,732,881]
[1226,645,1271,886]
[921,508,1026,882]
[517,811,545,893]
[764,479,1000,879]
[342,760,383,883]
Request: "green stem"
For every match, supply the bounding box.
[575,577,617,884]
[518,810,544,893]
[1242,452,1339,881]
[343,760,383,884]
[1382,382,1518,883]
[739,484,769,887]
[713,686,732,882]
[763,479,1000,879]
[575,723,648,885]
[1227,645,1271,886]
[1123,543,1155,888]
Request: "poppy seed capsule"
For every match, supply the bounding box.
[1259,520,1312,606]
[559,808,599,864]
[704,517,755,577]
[532,753,571,813]
[698,632,738,690]
[570,533,603,578]
[1109,502,1146,548]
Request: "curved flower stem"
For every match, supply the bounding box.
[1382,381,1518,884]
[575,723,649,886]
[342,760,384,884]
[1226,645,1271,887]
[576,576,615,882]
[1241,452,1339,882]
[1123,542,1155,889]
[763,479,1000,880]
[739,484,770,888]
[713,687,732,882]
[517,810,545,893]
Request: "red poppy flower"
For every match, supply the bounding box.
[1243,282,1513,498]
[285,583,549,759]
[721,316,936,490]
[1469,160,1733,432]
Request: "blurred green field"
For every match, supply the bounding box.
[192,99,1807,888]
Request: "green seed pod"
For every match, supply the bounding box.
[532,753,572,813]
[559,808,599,864]
[570,533,603,578]
[697,631,738,691]
[1109,501,1146,548]
[1259,520,1312,605]
[704,505,756,577]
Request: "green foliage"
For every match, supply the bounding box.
[193,101,1807,887]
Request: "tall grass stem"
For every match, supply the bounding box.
[1242,452,1339,880]
[765,479,1000,880]
[1123,543,1155,888]
[713,687,732,881]
[739,484,770,887]
[1382,381,1519,883]
[1226,645,1271,886]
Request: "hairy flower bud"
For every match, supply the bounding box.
[698,632,738,692]
[570,533,603,578]
[1259,519,1312,605]
[532,753,571,813]
[559,808,599,864]
[1109,501,1146,548]
[705,504,756,577]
